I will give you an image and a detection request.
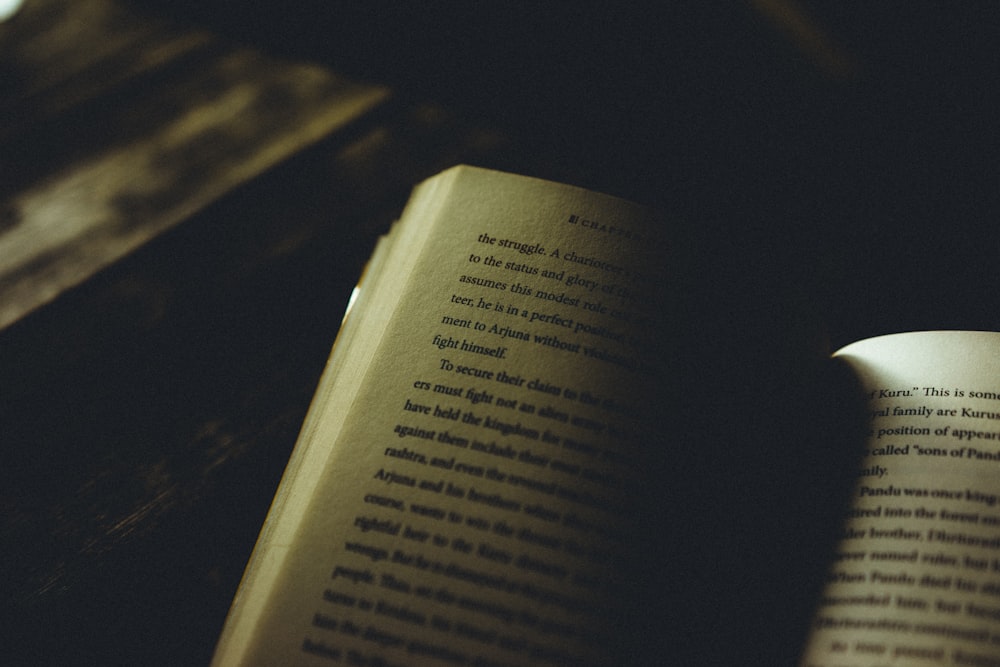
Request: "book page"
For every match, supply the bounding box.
[802,331,1000,666]
[213,167,667,666]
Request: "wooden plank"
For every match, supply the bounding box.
[0,0,389,330]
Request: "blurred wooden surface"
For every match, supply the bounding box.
[4,1,1000,665]
[0,0,388,329]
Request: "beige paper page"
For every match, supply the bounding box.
[214,167,663,667]
[802,331,1000,666]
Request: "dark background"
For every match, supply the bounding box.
[4,1,1000,664]
[143,0,1000,345]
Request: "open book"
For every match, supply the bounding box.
[211,166,1000,666]
[801,331,1000,666]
